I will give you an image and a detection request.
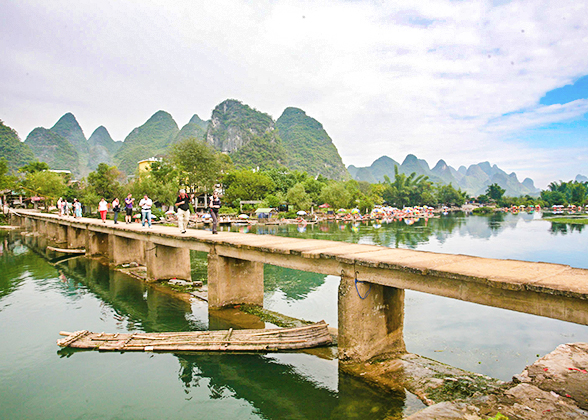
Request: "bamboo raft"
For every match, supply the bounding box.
[57,321,332,352]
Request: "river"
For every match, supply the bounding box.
[1,212,587,419]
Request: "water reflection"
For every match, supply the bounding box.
[0,234,419,419]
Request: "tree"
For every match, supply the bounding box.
[170,137,225,193]
[0,159,16,192]
[223,169,275,206]
[319,182,351,209]
[382,166,433,207]
[87,163,123,199]
[22,170,67,209]
[19,161,50,174]
[437,184,466,206]
[486,183,505,201]
[286,183,312,211]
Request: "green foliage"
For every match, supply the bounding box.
[86,163,123,199]
[487,414,509,420]
[263,194,282,208]
[382,166,435,207]
[486,183,506,201]
[19,161,50,174]
[276,107,349,180]
[223,169,276,205]
[170,137,224,192]
[319,182,352,209]
[230,132,289,170]
[0,159,16,191]
[0,120,35,171]
[541,180,587,206]
[436,183,467,206]
[21,170,67,207]
[286,183,312,211]
[129,173,178,207]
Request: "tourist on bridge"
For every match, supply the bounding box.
[175,189,193,234]
[73,199,82,218]
[98,198,108,223]
[112,198,121,224]
[209,191,221,234]
[124,194,134,224]
[139,194,153,228]
[57,197,64,217]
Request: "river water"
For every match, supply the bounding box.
[1,212,587,419]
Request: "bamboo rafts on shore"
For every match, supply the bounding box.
[57,321,332,352]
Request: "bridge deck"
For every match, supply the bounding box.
[14,211,588,325]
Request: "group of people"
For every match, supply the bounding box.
[175,189,220,234]
[59,189,221,234]
[97,194,153,227]
[57,197,83,218]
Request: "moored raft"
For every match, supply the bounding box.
[57,321,332,352]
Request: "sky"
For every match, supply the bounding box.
[1,0,587,188]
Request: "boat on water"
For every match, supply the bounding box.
[57,321,332,352]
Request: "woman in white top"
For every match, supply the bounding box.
[98,198,108,223]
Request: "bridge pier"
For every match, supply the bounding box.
[207,247,264,309]
[109,236,146,266]
[145,241,191,282]
[88,231,109,257]
[338,271,406,362]
[56,224,68,243]
[67,226,86,249]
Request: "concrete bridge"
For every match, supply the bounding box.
[11,210,588,362]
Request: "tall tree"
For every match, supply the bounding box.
[87,163,123,199]
[170,137,226,192]
[486,183,505,201]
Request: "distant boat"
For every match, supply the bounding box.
[57,321,332,353]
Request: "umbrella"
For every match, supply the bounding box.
[165,209,176,215]
[351,208,360,214]
[319,203,330,208]
[337,208,347,213]
[297,210,307,216]
[238,214,249,219]
[202,213,211,219]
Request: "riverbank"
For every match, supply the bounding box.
[342,343,588,419]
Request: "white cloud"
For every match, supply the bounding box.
[1,0,587,187]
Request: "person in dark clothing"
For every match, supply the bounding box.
[175,189,193,233]
[112,198,121,224]
[209,191,221,234]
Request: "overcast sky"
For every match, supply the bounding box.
[1,0,587,188]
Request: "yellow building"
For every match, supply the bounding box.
[137,157,161,173]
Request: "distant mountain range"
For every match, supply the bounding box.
[348,155,540,197]
[16,99,348,180]
[3,104,586,196]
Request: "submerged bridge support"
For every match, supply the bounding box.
[11,210,588,364]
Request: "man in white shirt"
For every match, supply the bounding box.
[139,194,153,228]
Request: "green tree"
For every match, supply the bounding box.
[22,170,67,209]
[437,184,466,206]
[19,161,50,174]
[286,183,312,211]
[0,159,16,192]
[319,182,351,209]
[382,166,432,207]
[170,137,225,193]
[486,183,505,201]
[87,163,123,199]
[223,169,275,206]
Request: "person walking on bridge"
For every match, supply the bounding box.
[175,189,193,234]
[112,198,121,224]
[124,194,134,224]
[209,191,221,234]
[139,194,153,228]
[98,198,108,223]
